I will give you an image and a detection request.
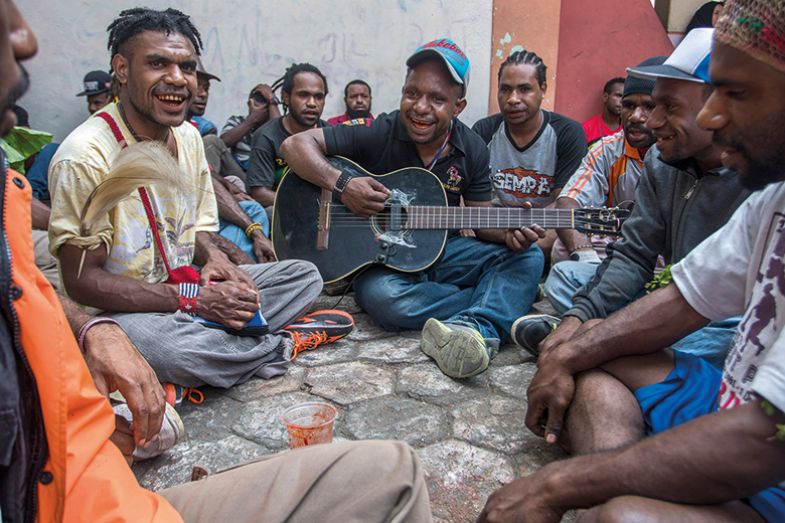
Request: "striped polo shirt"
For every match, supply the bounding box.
[561,129,644,208]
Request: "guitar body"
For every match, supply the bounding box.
[272,157,449,283]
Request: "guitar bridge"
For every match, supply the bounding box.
[316,188,331,250]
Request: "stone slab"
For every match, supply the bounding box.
[488,363,537,400]
[490,345,527,367]
[418,440,515,523]
[305,361,395,405]
[356,336,431,364]
[176,392,245,440]
[224,366,306,402]
[345,397,448,447]
[347,313,396,341]
[134,435,269,491]
[396,364,487,406]
[451,396,533,454]
[232,392,332,451]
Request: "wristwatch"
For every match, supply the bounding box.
[332,170,355,198]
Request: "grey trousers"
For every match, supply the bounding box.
[109,260,322,388]
[160,440,433,523]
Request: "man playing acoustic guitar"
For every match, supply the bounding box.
[282,38,545,379]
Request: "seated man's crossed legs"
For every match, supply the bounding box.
[563,350,780,522]
[354,236,544,379]
[110,260,322,389]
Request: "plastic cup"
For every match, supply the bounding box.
[280,402,337,449]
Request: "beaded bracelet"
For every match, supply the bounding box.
[77,317,121,352]
[245,222,264,238]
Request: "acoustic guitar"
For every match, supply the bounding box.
[272,156,629,283]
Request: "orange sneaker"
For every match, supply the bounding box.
[162,383,204,406]
[285,309,354,359]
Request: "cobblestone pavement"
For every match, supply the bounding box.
[133,295,574,522]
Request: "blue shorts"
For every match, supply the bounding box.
[635,351,785,522]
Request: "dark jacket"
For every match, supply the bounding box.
[567,146,751,322]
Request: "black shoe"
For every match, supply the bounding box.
[510,314,561,356]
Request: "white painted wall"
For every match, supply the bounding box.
[22,0,493,142]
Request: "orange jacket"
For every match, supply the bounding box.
[5,171,182,522]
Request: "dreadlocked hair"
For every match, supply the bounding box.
[498,49,547,86]
[276,63,328,96]
[107,7,203,61]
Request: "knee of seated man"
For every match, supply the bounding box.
[354,276,415,324]
[588,496,662,523]
[509,242,545,268]
[341,440,418,479]
[293,260,323,291]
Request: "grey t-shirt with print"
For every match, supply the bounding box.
[472,111,586,208]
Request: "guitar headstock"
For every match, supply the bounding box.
[574,207,631,237]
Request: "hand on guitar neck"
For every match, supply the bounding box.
[341,177,390,218]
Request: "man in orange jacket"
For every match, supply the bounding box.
[0,2,432,522]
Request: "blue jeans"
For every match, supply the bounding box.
[218,200,270,262]
[544,260,738,368]
[353,236,544,343]
[544,260,599,316]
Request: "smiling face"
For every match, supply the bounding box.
[620,93,656,149]
[282,71,326,129]
[497,63,545,127]
[0,0,36,137]
[648,78,713,164]
[399,59,466,145]
[697,42,785,190]
[112,29,197,129]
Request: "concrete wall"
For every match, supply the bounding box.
[554,0,673,123]
[22,0,493,142]
[487,0,562,114]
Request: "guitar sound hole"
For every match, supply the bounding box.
[370,204,409,236]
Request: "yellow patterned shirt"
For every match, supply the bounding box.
[48,102,218,284]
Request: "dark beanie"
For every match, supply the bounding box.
[623,56,667,97]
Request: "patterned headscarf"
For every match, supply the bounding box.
[715,0,785,73]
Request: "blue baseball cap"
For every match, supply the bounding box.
[627,28,713,84]
[406,38,470,97]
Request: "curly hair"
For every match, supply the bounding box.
[107,7,203,62]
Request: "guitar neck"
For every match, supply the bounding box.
[405,206,575,230]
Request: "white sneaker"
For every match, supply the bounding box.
[113,401,185,461]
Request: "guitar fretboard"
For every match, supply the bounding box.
[405,206,575,230]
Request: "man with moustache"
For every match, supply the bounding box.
[48,8,324,391]
[246,63,329,208]
[480,4,785,520]
[513,30,749,369]
[540,58,662,309]
[327,79,375,126]
[3,4,433,522]
[283,38,544,379]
